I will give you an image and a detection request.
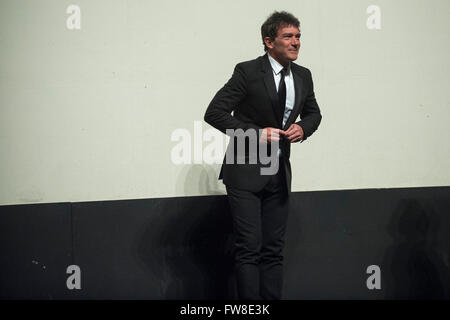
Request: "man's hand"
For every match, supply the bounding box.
[282,123,304,143]
[260,127,283,144]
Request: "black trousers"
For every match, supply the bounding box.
[226,169,289,300]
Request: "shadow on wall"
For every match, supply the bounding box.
[383,199,449,299]
[175,164,226,196]
[135,192,236,299]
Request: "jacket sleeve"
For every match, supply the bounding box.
[295,68,322,141]
[204,63,262,135]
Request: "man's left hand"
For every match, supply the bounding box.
[282,124,304,143]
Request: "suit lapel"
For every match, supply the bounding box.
[261,55,283,127]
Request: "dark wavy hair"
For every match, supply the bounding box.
[261,11,300,52]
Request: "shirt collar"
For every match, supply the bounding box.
[268,53,290,76]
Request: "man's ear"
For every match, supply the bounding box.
[264,37,273,49]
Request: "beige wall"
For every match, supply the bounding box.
[1,0,449,205]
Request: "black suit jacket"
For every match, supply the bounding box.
[204,53,322,193]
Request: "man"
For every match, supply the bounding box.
[204,11,322,300]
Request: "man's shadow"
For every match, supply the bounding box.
[383,199,448,299]
[176,163,225,196]
[135,164,236,299]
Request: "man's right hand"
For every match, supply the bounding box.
[260,127,286,143]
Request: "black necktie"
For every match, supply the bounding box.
[278,67,287,126]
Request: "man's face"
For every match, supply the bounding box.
[265,25,301,66]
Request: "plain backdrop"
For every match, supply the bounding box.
[0,0,449,205]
